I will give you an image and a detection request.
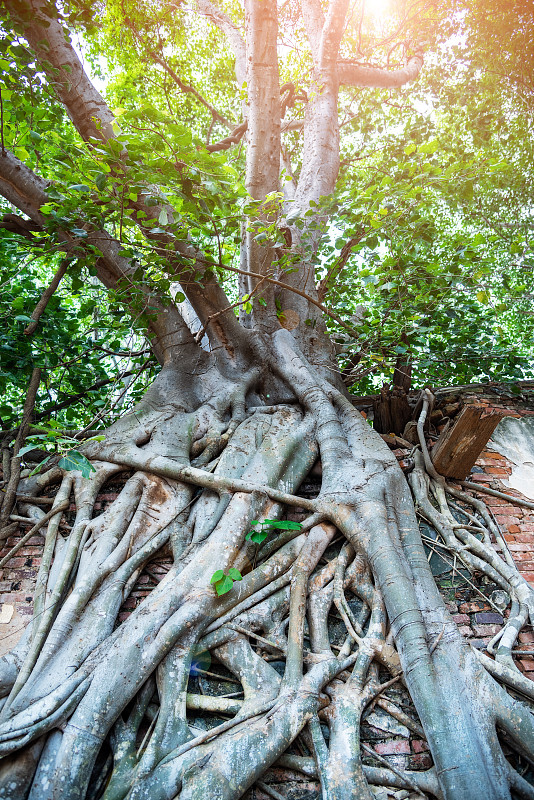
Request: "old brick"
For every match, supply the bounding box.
[459,602,490,613]
[458,626,473,636]
[374,740,411,756]
[408,753,433,770]
[412,740,430,753]
[473,612,504,624]
[472,624,502,636]
[514,534,534,543]
[452,614,470,624]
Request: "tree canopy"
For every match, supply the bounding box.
[1,0,533,437]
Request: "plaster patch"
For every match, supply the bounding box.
[488,416,534,500]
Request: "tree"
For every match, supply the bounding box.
[0,1,534,798]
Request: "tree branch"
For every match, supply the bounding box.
[4,0,115,143]
[3,2,245,355]
[300,0,325,60]
[206,122,247,152]
[0,368,41,530]
[23,258,71,336]
[337,53,424,88]
[0,150,198,363]
[196,0,247,87]
[319,0,351,67]
[244,0,281,201]
[148,50,234,129]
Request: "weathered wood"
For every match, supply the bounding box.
[431,405,507,480]
[373,385,412,435]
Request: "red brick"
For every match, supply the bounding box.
[2,558,26,569]
[452,614,470,624]
[459,626,473,636]
[374,740,411,756]
[518,631,534,643]
[459,602,490,613]
[472,624,501,636]
[412,740,430,753]
[408,753,433,770]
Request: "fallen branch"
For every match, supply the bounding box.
[0,500,69,571]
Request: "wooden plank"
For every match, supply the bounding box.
[431,405,507,480]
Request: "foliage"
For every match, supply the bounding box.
[246,518,303,545]
[0,0,533,431]
[210,567,242,596]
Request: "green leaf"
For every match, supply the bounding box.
[246,529,269,544]
[210,570,225,584]
[263,519,303,530]
[227,568,242,581]
[215,575,234,595]
[58,450,96,478]
[28,455,51,477]
[18,444,37,456]
[419,140,439,155]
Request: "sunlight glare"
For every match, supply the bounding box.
[367,0,390,22]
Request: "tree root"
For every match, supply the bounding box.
[0,350,533,799]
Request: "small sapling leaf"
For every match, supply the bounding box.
[215,575,234,596]
[210,570,225,584]
[227,568,242,581]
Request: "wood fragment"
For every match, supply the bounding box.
[431,405,506,480]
